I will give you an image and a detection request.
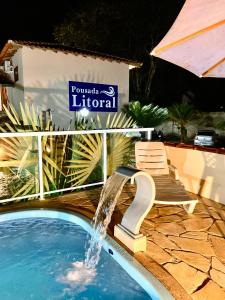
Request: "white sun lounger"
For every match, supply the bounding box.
[135,141,198,213]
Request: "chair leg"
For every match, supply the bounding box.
[183,201,198,213]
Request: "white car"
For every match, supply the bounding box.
[194,130,217,147]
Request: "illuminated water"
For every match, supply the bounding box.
[0,217,151,300]
[85,173,129,268]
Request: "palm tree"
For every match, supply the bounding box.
[123,101,168,128]
[168,100,198,143]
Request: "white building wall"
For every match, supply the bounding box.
[19,47,129,129]
[7,48,24,112]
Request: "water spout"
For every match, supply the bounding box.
[114,166,155,253]
[84,173,129,268]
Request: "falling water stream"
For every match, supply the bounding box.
[85,173,129,268]
[60,172,129,289]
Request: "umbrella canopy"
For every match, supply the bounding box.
[151,0,225,78]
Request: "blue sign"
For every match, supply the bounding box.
[69,81,118,112]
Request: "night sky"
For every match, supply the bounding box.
[0,1,71,48]
[0,0,224,111]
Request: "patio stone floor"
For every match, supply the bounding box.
[1,184,225,299]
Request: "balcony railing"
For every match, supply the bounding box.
[0,128,154,203]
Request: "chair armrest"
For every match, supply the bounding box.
[168,164,179,180]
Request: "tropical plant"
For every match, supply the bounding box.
[0,102,136,195]
[168,100,199,143]
[105,113,135,175]
[66,113,135,186]
[0,102,68,197]
[74,111,96,130]
[123,101,168,128]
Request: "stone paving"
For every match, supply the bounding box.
[1,184,225,299]
[141,196,225,300]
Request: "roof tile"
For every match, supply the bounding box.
[0,40,142,67]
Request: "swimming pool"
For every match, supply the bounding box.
[0,210,173,300]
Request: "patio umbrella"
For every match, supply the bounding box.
[151,0,225,78]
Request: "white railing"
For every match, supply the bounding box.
[0,128,154,203]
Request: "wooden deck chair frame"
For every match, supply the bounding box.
[135,141,198,213]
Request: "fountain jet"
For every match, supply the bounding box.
[114,167,155,253]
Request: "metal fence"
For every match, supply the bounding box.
[0,128,153,203]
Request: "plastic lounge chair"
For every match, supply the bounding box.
[135,141,198,213]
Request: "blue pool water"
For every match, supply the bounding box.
[0,216,152,300]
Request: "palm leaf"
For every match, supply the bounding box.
[67,133,102,186]
[20,102,29,126]
[67,112,135,185]
[43,164,57,190]
[0,160,34,168]
[25,103,38,130]
[3,104,20,126]
[0,102,67,197]
[13,177,37,197]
